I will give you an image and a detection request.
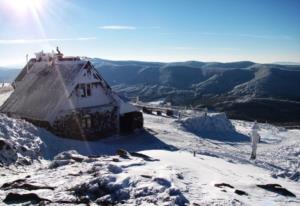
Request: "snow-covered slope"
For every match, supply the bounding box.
[0,91,300,205]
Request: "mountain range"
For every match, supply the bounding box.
[1,59,300,125]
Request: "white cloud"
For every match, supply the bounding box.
[0,37,97,45]
[99,25,136,30]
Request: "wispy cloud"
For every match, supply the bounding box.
[99,25,136,30]
[0,37,97,45]
[99,25,160,30]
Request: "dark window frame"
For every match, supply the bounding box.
[87,84,91,96]
[80,84,86,97]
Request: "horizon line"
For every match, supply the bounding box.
[1,57,300,68]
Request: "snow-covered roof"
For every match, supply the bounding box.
[112,93,139,115]
[0,59,88,121]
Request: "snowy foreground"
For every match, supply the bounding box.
[0,99,300,205]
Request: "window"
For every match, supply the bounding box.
[82,119,86,128]
[80,84,86,97]
[87,84,91,96]
[78,84,91,97]
[82,115,92,129]
[76,84,92,97]
[86,118,92,128]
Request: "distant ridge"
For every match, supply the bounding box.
[90,59,300,125]
[0,67,21,82]
[272,62,300,66]
[1,59,300,125]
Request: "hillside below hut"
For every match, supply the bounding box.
[0,50,143,139]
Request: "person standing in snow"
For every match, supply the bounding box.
[250,121,260,160]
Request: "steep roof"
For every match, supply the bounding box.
[0,59,94,121]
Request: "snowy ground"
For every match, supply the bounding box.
[0,92,300,205]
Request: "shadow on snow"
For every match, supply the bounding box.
[184,129,250,143]
[39,128,177,160]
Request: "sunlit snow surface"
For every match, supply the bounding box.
[0,92,300,205]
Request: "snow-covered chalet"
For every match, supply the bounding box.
[0,50,143,139]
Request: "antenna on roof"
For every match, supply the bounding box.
[56,46,61,55]
[26,54,29,73]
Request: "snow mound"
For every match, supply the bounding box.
[180,112,236,134]
[0,114,43,166]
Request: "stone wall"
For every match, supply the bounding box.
[52,106,118,140]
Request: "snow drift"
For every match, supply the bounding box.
[179,112,251,142]
[180,112,236,134]
[0,114,43,166]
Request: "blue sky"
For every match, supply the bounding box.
[0,0,299,66]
